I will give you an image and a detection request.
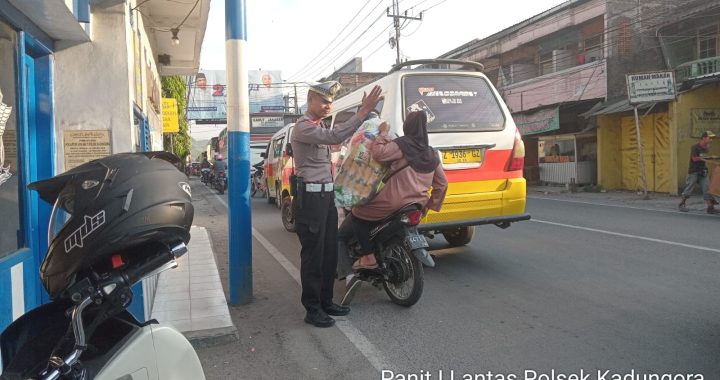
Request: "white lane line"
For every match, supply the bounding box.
[531,219,720,253]
[206,186,389,372]
[528,195,717,217]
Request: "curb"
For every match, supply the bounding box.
[185,326,239,348]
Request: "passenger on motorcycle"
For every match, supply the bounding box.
[213,154,227,174]
[340,111,448,272]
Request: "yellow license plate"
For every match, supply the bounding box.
[442,149,483,164]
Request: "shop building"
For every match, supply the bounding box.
[590,0,720,194]
[440,0,608,186]
[0,0,209,331]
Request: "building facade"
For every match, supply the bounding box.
[440,0,720,193]
[0,0,209,332]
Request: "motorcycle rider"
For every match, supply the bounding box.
[200,156,212,183]
[212,154,227,174]
[338,111,448,276]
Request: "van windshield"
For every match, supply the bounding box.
[403,74,505,132]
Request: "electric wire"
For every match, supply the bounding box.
[287,0,379,81]
[288,0,386,81]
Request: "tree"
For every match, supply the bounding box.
[161,76,191,161]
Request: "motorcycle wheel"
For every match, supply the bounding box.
[217,181,224,195]
[281,195,295,232]
[382,243,423,307]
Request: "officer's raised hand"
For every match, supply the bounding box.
[357,85,383,118]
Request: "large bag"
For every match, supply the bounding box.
[710,166,720,197]
[334,117,389,208]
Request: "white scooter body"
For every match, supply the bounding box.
[96,324,205,380]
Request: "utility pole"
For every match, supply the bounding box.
[226,0,252,305]
[386,0,422,65]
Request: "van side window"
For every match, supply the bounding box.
[273,137,284,157]
[332,107,359,127]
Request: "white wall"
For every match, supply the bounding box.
[53,2,133,173]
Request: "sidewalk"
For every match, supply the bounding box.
[149,225,239,346]
[527,184,717,215]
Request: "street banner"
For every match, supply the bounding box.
[626,71,676,104]
[248,70,284,113]
[514,107,560,136]
[162,98,179,133]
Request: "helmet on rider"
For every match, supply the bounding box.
[216,154,223,160]
[28,152,194,299]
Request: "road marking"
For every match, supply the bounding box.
[529,195,718,217]
[532,219,720,253]
[207,186,390,372]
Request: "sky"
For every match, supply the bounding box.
[193,0,569,140]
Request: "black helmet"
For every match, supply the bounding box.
[28,152,194,299]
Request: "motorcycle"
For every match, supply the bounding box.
[0,152,204,380]
[200,168,211,185]
[250,162,265,197]
[213,171,227,195]
[339,203,434,307]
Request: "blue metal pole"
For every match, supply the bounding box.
[226,0,252,304]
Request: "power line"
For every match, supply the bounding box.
[287,0,378,81]
[300,13,390,80]
[288,0,386,81]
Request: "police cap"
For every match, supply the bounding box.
[309,81,341,102]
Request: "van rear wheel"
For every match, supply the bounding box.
[442,226,475,247]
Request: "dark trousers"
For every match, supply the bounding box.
[350,214,374,255]
[294,191,338,313]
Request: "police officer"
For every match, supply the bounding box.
[292,81,382,327]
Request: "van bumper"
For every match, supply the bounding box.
[418,213,531,232]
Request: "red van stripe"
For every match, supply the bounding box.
[443,149,523,182]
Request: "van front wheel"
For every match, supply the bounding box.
[442,226,475,247]
[281,195,296,232]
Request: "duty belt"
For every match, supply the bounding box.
[305,183,334,192]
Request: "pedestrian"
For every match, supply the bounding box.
[291,81,382,327]
[678,130,718,214]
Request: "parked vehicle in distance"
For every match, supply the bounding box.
[263,124,296,232]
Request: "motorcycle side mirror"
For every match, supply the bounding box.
[285,143,293,157]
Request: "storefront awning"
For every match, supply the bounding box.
[7,0,90,46]
[579,99,662,118]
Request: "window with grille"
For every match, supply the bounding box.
[698,25,719,59]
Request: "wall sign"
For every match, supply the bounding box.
[626,71,676,104]
[63,130,112,171]
[162,98,179,133]
[691,108,720,138]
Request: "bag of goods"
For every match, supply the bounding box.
[334,116,389,208]
[710,166,720,197]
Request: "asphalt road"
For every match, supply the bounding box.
[192,178,720,380]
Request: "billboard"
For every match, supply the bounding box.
[187,70,286,120]
[248,70,284,113]
[187,70,227,121]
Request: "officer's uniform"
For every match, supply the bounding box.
[291,81,365,316]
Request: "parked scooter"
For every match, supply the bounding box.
[0,152,204,380]
[213,170,227,195]
[339,203,434,307]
